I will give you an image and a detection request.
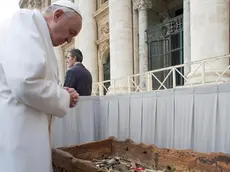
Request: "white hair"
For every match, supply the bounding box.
[42,4,76,16]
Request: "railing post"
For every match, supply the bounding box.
[127,76,131,93]
[99,83,103,96]
[112,80,115,94]
[172,68,176,88]
[201,61,205,84]
[146,72,152,91]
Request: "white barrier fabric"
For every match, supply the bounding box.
[52,83,230,153]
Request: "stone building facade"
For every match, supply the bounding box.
[19,0,230,94]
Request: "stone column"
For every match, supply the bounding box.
[183,0,191,76]
[74,0,79,47]
[54,47,65,86]
[188,0,230,84]
[109,0,133,93]
[133,7,139,78]
[76,0,98,89]
[134,0,152,89]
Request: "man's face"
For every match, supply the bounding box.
[48,10,82,46]
[66,53,76,68]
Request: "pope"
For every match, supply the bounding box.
[0,0,82,172]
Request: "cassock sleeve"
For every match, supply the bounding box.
[64,70,77,88]
[2,11,70,117]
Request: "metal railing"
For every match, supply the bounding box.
[92,54,230,96]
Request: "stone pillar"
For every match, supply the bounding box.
[109,0,133,93]
[188,0,230,84]
[76,0,98,89]
[54,47,65,86]
[134,0,152,89]
[133,6,139,86]
[74,0,79,47]
[133,8,139,75]
[183,0,191,76]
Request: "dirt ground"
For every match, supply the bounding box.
[52,137,230,172]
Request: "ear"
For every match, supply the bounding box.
[53,9,64,22]
[73,56,77,62]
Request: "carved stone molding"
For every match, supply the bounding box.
[99,40,109,57]
[20,0,49,10]
[27,0,42,9]
[93,1,109,21]
[133,0,152,10]
[100,22,109,39]
[41,0,50,10]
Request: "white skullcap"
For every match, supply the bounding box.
[52,0,81,17]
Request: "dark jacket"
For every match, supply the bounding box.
[64,63,92,96]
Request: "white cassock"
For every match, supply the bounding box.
[0,9,70,172]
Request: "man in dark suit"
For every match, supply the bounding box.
[64,49,92,96]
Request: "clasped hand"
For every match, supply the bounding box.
[63,87,79,108]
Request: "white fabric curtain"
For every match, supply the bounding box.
[52,83,230,154]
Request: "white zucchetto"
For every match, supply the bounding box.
[52,0,81,17]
